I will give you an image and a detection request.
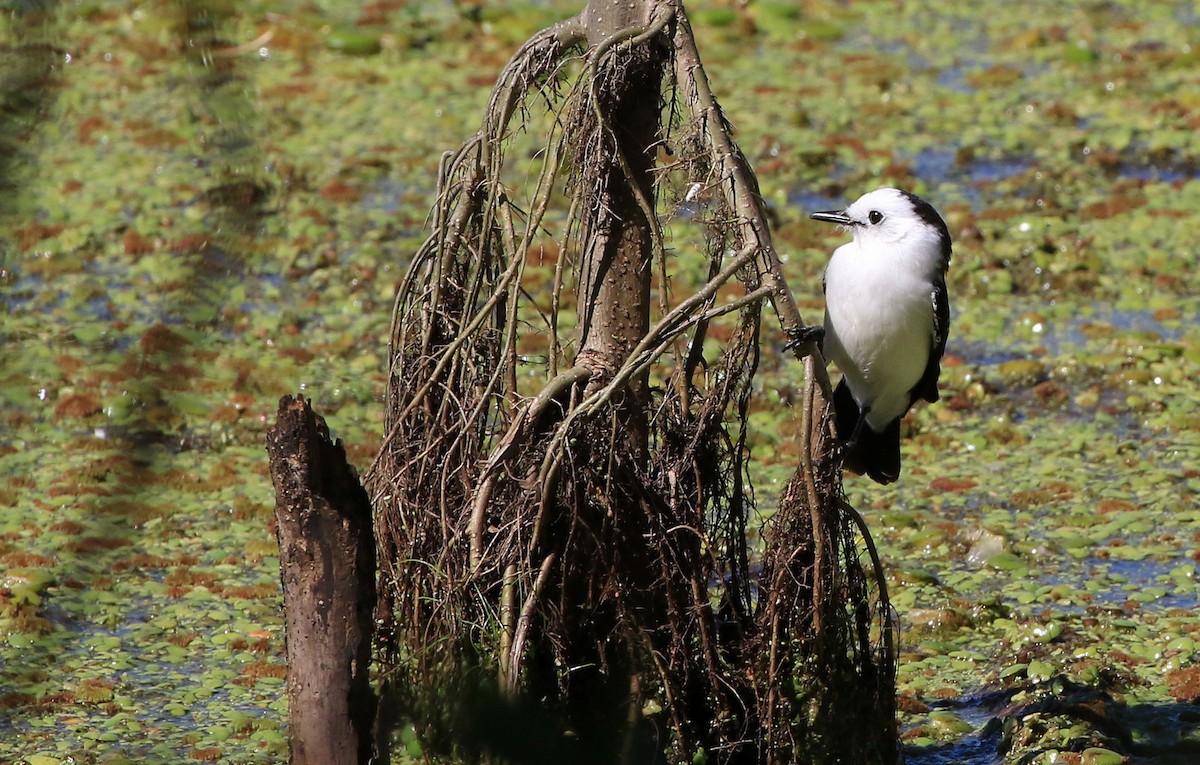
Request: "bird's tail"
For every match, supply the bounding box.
[832,380,902,484]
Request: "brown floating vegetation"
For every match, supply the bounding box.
[189,747,224,761]
[240,661,288,680]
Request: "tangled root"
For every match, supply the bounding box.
[366,4,896,762]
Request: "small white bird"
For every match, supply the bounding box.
[804,188,952,484]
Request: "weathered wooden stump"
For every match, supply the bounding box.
[266,394,377,765]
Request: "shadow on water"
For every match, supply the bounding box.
[0,1,279,758]
[0,2,61,227]
[37,0,276,476]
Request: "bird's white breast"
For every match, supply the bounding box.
[823,240,933,430]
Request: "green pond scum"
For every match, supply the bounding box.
[0,0,1197,762]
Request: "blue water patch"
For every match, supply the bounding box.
[361,176,411,215]
[1004,304,1197,359]
[910,148,1033,204]
[788,148,1196,220]
[785,150,1036,213]
[789,190,850,216]
[1083,557,1199,611]
[1115,162,1197,183]
[0,585,283,759]
[905,707,1003,765]
[948,300,1199,369]
[934,63,977,94]
[905,737,1002,765]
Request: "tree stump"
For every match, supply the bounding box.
[266,395,377,765]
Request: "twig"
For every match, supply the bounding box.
[499,563,518,692]
[508,553,557,688]
[470,365,593,569]
[671,4,830,390]
[800,359,825,642]
[837,495,895,678]
[535,282,770,499]
[369,19,587,483]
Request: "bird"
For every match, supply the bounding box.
[802,187,952,484]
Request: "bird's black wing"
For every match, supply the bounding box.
[899,189,952,409]
[912,275,949,405]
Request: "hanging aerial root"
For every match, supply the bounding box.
[369,2,899,762]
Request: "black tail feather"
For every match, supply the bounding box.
[832,380,902,485]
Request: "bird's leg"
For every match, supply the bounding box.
[784,324,825,354]
[825,405,870,468]
[844,406,869,449]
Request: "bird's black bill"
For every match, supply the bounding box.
[810,210,854,225]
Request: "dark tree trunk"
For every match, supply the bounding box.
[266,395,377,765]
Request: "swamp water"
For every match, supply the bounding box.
[1,0,1199,762]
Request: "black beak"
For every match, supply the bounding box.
[810,210,854,225]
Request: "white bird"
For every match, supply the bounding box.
[804,187,952,484]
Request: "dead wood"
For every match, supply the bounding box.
[266,394,377,765]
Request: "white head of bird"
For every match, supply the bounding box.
[810,187,951,280]
[809,187,951,484]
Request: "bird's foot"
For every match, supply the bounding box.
[784,324,825,353]
[825,411,866,468]
[825,437,854,463]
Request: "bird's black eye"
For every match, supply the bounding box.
[868,210,883,225]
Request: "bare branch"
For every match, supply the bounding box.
[671,5,831,384]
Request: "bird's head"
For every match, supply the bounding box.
[811,187,951,266]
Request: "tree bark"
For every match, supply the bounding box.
[553,3,674,757]
[575,0,663,461]
[266,395,377,765]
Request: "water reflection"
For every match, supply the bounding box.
[0,3,62,218]
[0,2,287,759]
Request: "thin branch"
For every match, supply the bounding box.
[499,563,518,692]
[469,365,593,569]
[508,553,557,688]
[800,359,825,642]
[838,495,895,679]
[671,3,830,389]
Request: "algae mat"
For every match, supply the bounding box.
[1,0,1198,762]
